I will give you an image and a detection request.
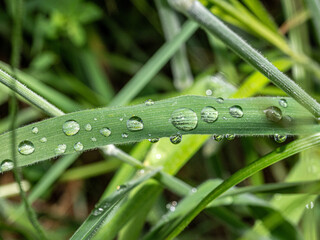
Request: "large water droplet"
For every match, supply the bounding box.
[148,138,159,143]
[170,133,182,144]
[127,116,144,132]
[229,105,243,118]
[55,144,67,155]
[85,124,92,131]
[225,134,235,140]
[145,99,154,106]
[171,108,198,131]
[0,160,14,172]
[201,106,218,123]
[74,142,84,151]
[18,141,35,155]
[274,134,287,143]
[264,106,282,122]
[279,99,288,108]
[216,97,224,104]
[31,127,38,134]
[213,135,224,142]
[122,133,128,138]
[63,120,80,136]
[100,128,111,137]
[40,137,47,143]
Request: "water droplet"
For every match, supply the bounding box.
[122,133,128,138]
[225,134,235,140]
[156,153,162,159]
[166,201,177,212]
[85,124,92,131]
[94,118,97,121]
[55,144,67,155]
[0,160,14,172]
[264,106,282,122]
[145,99,154,106]
[213,135,224,142]
[229,105,243,118]
[148,138,159,143]
[74,142,84,152]
[279,99,288,108]
[63,120,80,136]
[206,89,213,96]
[18,141,35,155]
[40,137,47,143]
[274,134,287,143]
[201,106,218,123]
[119,117,124,122]
[31,127,38,134]
[170,133,182,144]
[117,184,127,191]
[171,108,198,131]
[216,97,224,104]
[191,188,197,193]
[92,207,104,216]
[306,201,314,209]
[127,116,144,132]
[100,128,111,137]
[91,137,97,142]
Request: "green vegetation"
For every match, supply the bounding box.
[0,0,319,239]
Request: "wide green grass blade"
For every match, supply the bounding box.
[0,96,317,169]
[70,167,161,240]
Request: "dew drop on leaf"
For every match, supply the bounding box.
[122,133,128,138]
[264,106,282,122]
[91,137,97,142]
[279,99,288,108]
[171,108,198,131]
[55,144,67,155]
[18,141,35,155]
[229,105,244,118]
[213,135,224,142]
[117,184,127,191]
[63,120,80,136]
[85,123,92,131]
[31,127,38,134]
[40,137,47,143]
[100,127,111,137]
[74,142,84,151]
[0,159,14,172]
[216,97,224,104]
[170,133,182,144]
[225,134,235,140]
[148,138,159,143]
[201,106,218,123]
[127,116,144,131]
[145,99,154,106]
[274,134,287,143]
[92,207,104,216]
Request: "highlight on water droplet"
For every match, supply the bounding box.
[122,133,128,138]
[148,138,159,143]
[216,97,224,104]
[279,99,288,108]
[145,99,154,106]
[274,134,287,143]
[92,207,104,216]
[225,134,235,140]
[85,123,92,131]
[40,137,47,143]
[63,120,80,136]
[170,133,182,144]
[0,159,14,172]
[127,116,144,131]
[55,144,67,155]
[264,106,282,122]
[171,108,198,131]
[213,135,224,142]
[18,140,35,155]
[201,106,218,123]
[74,142,84,152]
[229,105,244,118]
[100,127,111,137]
[31,127,39,134]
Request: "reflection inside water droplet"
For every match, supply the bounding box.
[63,120,80,136]
[18,141,35,155]
[229,105,243,118]
[201,106,218,123]
[171,108,198,131]
[127,116,144,131]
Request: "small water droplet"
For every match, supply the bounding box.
[18,141,35,155]
[171,108,198,131]
[122,133,128,138]
[94,118,97,121]
[264,106,282,122]
[225,134,235,140]
[31,127,38,134]
[74,142,84,151]
[201,106,218,123]
[117,184,127,191]
[55,144,67,155]
[229,105,244,118]
[145,99,154,106]
[92,207,104,216]
[85,124,92,131]
[206,89,213,96]
[0,160,14,172]
[119,117,124,122]
[63,120,80,136]
[91,137,97,142]
[170,133,182,144]
[191,188,197,193]
[306,201,314,209]
[279,99,288,108]
[213,135,224,142]
[40,137,47,143]
[148,138,159,143]
[156,153,162,159]
[216,97,224,104]
[166,201,177,212]
[274,134,287,143]
[127,116,144,131]
[100,128,111,137]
